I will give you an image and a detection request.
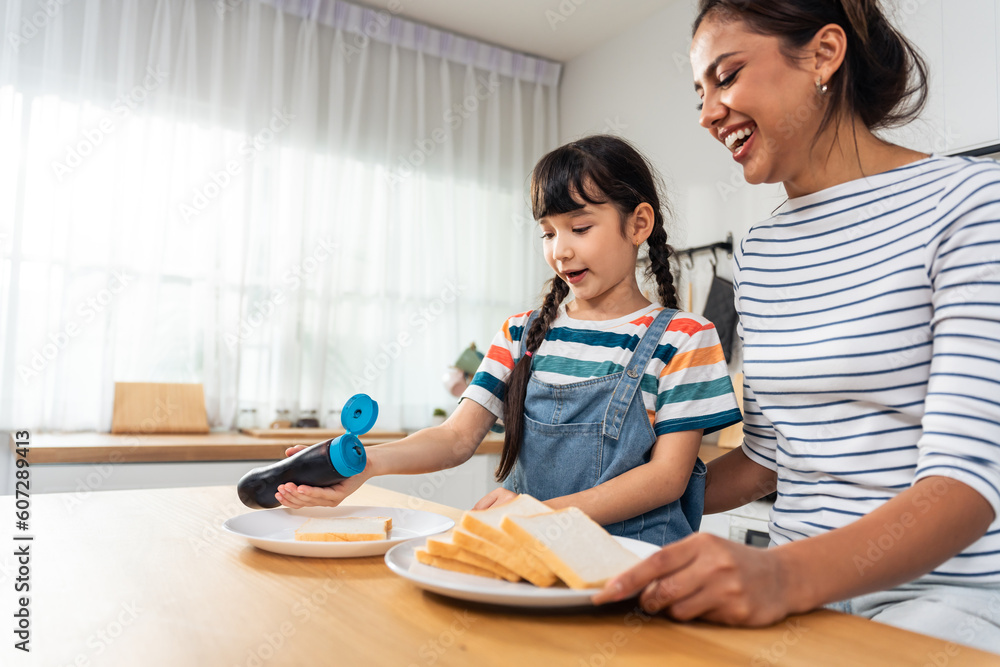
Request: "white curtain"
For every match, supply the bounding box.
[0,0,559,432]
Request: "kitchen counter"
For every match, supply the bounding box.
[0,431,734,501]
[1,484,994,666]
[6,430,410,464]
[7,430,504,464]
[0,431,506,500]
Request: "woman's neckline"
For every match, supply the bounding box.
[779,155,939,213]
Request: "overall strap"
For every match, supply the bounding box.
[602,307,679,440]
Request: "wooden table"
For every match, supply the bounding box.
[1,485,994,666]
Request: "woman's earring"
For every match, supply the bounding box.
[816,77,828,95]
[635,239,641,248]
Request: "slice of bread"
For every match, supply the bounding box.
[451,526,557,587]
[460,495,557,585]
[414,548,501,579]
[294,516,392,542]
[425,532,521,582]
[501,507,640,589]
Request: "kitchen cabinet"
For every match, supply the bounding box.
[363,453,502,510]
[699,498,772,544]
[880,0,1000,155]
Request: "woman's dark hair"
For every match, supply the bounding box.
[496,134,677,482]
[692,0,928,135]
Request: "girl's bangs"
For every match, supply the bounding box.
[530,150,609,220]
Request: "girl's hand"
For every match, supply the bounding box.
[274,444,367,508]
[284,445,308,457]
[274,472,368,509]
[592,533,794,627]
[473,487,517,510]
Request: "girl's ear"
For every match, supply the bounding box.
[630,202,655,246]
[810,23,847,84]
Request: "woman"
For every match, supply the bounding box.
[594,0,1000,652]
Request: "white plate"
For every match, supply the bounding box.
[384,536,660,608]
[223,505,455,558]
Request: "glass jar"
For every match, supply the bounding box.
[270,409,293,429]
[236,408,258,431]
[296,409,320,428]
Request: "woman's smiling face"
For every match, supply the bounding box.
[690,14,828,189]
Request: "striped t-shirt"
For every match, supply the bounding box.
[736,155,1000,585]
[462,304,742,436]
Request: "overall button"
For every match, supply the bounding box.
[626,367,639,378]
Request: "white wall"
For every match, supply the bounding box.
[559,0,787,285]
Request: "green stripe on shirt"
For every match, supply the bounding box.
[657,376,736,409]
[532,355,624,379]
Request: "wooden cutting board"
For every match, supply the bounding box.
[111,382,210,434]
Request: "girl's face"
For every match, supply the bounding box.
[690,15,827,192]
[539,198,639,310]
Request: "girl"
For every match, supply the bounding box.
[276,135,742,545]
[595,0,1000,653]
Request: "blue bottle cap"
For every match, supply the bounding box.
[329,434,367,477]
[341,394,379,435]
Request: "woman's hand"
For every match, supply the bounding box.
[592,533,794,627]
[473,487,517,510]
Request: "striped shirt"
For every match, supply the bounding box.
[736,155,1000,585]
[462,304,742,436]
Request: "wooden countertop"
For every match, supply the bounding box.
[7,432,719,465]
[2,484,992,666]
[6,431,399,464]
[7,431,506,464]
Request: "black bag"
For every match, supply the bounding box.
[702,275,738,364]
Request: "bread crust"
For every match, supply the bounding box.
[460,496,557,585]
[425,532,522,582]
[414,549,500,579]
[294,516,392,542]
[451,528,556,586]
[501,508,639,589]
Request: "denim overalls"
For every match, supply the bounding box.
[503,308,707,546]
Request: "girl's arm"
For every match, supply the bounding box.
[275,399,497,508]
[366,399,497,475]
[704,446,776,514]
[539,429,703,525]
[594,476,994,625]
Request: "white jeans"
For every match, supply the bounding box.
[825,582,1000,655]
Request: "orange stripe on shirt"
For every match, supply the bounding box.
[660,344,725,377]
[503,310,534,343]
[487,344,515,370]
[667,317,715,337]
[629,308,663,327]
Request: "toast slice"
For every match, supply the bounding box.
[414,548,501,579]
[451,526,557,587]
[425,532,521,582]
[461,495,557,584]
[501,507,640,589]
[294,516,392,542]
